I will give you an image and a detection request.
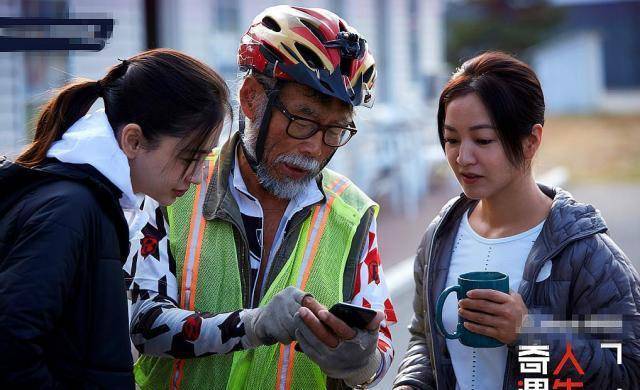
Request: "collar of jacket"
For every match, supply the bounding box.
[431,184,608,292]
[202,131,328,222]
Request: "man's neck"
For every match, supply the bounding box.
[236,146,289,210]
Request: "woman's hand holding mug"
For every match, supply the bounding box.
[458,289,528,345]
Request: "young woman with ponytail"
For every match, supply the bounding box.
[0,48,231,388]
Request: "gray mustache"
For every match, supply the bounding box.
[275,154,320,172]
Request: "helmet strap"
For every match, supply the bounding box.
[238,80,282,174]
[238,111,259,172]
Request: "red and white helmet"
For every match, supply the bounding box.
[238,5,376,108]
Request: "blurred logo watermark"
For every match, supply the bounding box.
[0,17,113,51]
[517,342,622,390]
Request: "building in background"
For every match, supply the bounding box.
[444,0,640,114]
[0,0,144,156]
[532,0,640,114]
[1,0,447,213]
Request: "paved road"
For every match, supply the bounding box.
[373,182,640,389]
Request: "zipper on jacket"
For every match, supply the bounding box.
[425,216,444,388]
[424,197,467,388]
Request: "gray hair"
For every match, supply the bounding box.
[238,72,277,160]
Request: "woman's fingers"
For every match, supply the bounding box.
[463,321,498,339]
[466,289,511,303]
[458,308,501,327]
[459,297,505,316]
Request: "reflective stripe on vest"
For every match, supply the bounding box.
[275,176,350,390]
[170,160,215,390]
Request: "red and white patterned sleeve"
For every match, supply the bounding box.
[349,217,397,386]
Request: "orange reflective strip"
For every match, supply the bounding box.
[299,196,334,291]
[334,179,351,196]
[276,206,322,390]
[187,161,215,310]
[171,359,185,389]
[275,343,289,389]
[171,161,215,388]
[277,176,352,390]
[326,176,343,192]
[283,200,333,388]
[283,179,352,388]
[300,177,350,290]
[305,205,322,243]
[283,342,297,389]
[179,186,203,308]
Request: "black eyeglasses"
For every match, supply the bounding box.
[272,99,357,147]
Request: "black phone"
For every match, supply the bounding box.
[328,302,377,329]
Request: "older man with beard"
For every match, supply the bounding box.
[125,5,396,390]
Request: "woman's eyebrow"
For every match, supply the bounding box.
[443,124,457,132]
[444,124,495,131]
[469,124,495,131]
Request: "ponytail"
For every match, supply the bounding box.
[16,49,230,169]
[16,79,102,168]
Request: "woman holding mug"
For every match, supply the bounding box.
[393,51,640,389]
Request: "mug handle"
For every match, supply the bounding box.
[435,285,462,339]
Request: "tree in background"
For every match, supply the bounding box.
[447,0,564,64]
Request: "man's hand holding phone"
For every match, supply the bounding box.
[294,296,384,387]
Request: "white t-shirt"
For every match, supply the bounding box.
[442,210,544,390]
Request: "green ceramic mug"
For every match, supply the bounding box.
[435,271,509,348]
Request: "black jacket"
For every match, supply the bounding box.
[394,185,640,389]
[0,157,134,389]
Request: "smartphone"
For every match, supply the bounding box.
[328,302,377,329]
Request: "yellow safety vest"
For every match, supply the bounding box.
[134,147,377,389]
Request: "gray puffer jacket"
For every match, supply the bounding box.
[393,185,640,389]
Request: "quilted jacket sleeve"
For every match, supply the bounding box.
[392,226,437,389]
[567,233,640,387]
[521,233,640,388]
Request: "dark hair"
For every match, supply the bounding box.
[17,48,232,168]
[437,51,545,168]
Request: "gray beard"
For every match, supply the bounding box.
[255,153,321,200]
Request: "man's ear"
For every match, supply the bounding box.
[523,123,543,160]
[119,123,145,159]
[239,77,265,121]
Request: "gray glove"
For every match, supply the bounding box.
[241,286,310,348]
[293,313,382,387]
